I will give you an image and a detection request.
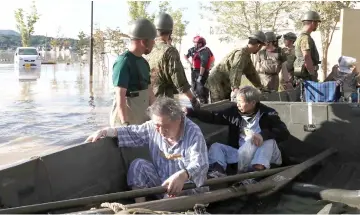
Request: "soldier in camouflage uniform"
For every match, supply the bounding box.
[145,13,200,109]
[280,32,297,90]
[206,31,266,103]
[254,32,287,91]
[294,11,321,82]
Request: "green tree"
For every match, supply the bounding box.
[76,31,88,57]
[201,1,299,41]
[310,1,356,78]
[105,27,129,56]
[127,1,153,22]
[14,1,40,47]
[93,27,106,62]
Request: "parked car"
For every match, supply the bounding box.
[14,47,42,69]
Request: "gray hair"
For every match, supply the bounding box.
[147,96,183,121]
[235,85,261,103]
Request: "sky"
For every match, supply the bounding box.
[0,0,203,39]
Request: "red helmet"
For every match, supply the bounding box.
[193,36,206,46]
[193,36,201,42]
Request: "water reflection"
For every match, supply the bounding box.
[0,63,113,168]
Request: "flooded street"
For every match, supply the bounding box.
[0,63,114,168]
[0,63,192,168]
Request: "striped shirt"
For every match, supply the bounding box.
[116,117,209,189]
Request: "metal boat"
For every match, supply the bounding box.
[1,100,360,214]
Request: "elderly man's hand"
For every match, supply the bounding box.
[85,127,117,143]
[162,169,188,197]
[252,133,264,147]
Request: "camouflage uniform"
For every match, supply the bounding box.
[294,11,321,82]
[280,46,296,90]
[254,32,287,91]
[255,47,287,91]
[282,46,296,79]
[206,47,263,103]
[145,39,191,98]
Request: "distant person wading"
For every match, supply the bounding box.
[110,18,157,126]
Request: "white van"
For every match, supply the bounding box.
[14,47,42,69]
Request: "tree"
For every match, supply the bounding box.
[309,1,356,78]
[14,1,40,47]
[76,31,88,57]
[157,1,188,50]
[93,28,106,62]
[127,1,153,22]
[201,1,299,41]
[105,27,129,56]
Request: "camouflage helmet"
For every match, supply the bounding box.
[283,32,297,41]
[128,18,157,40]
[302,11,321,22]
[264,32,277,42]
[248,31,266,44]
[154,13,174,31]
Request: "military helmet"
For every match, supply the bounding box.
[264,32,277,42]
[154,13,174,31]
[283,32,297,41]
[302,11,321,22]
[128,18,157,40]
[248,31,266,44]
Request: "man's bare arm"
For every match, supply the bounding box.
[303,50,315,75]
[148,84,156,105]
[115,86,128,123]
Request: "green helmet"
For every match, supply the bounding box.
[302,11,321,22]
[248,31,266,44]
[128,18,157,40]
[154,13,173,31]
[283,32,297,41]
[265,32,277,42]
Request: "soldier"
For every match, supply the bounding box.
[206,31,266,103]
[254,32,287,91]
[280,32,297,90]
[145,13,200,109]
[110,18,156,127]
[294,11,321,82]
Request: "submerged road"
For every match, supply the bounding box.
[0,63,193,168]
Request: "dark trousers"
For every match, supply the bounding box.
[191,69,209,104]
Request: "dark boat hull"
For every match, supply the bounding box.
[1,101,360,213]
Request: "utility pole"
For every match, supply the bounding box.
[89,0,94,82]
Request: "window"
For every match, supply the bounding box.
[18,48,38,55]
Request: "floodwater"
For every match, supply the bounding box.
[0,63,192,169]
[0,63,114,168]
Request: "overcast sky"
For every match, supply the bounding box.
[0,0,202,38]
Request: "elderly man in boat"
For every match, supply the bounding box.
[185,85,290,181]
[86,97,209,202]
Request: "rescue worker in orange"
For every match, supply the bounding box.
[189,36,215,104]
[184,36,199,68]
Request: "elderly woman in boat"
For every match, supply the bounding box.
[185,85,290,180]
[85,97,209,202]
